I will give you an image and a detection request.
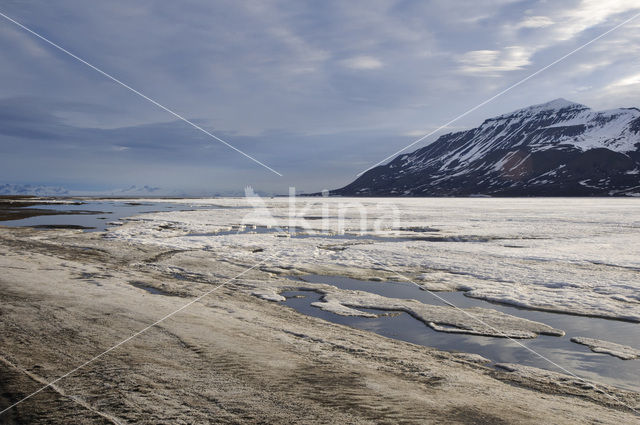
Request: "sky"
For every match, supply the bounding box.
[0,0,639,195]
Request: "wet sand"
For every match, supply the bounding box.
[0,226,639,424]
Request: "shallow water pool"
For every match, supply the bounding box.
[283,274,640,392]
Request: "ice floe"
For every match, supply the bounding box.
[108,197,640,322]
[240,279,563,338]
[571,337,640,360]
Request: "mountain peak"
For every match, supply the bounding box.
[536,98,585,110]
[484,98,588,123]
[515,98,587,114]
[333,99,640,197]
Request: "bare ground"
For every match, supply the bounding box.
[0,226,638,424]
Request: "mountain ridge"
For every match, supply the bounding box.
[331,99,640,197]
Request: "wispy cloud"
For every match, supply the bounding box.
[341,55,384,70]
[551,0,640,41]
[515,16,554,29]
[608,73,640,88]
[456,46,531,75]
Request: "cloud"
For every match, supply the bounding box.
[1,0,640,194]
[515,16,554,29]
[456,46,531,75]
[0,95,421,193]
[341,55,384,70]
[607,73,640,88]
[551,0,640,41]
[489,1,640,82]
[403,129,431,137]
[0,25,52,59]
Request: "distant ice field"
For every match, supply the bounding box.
[108,197,640,322]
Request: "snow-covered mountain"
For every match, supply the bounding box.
[0,184,167,197]
[332,99,640,196]
[112,185,162,196]
[0,184,70,196]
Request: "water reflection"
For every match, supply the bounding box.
[283,275,640,391]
